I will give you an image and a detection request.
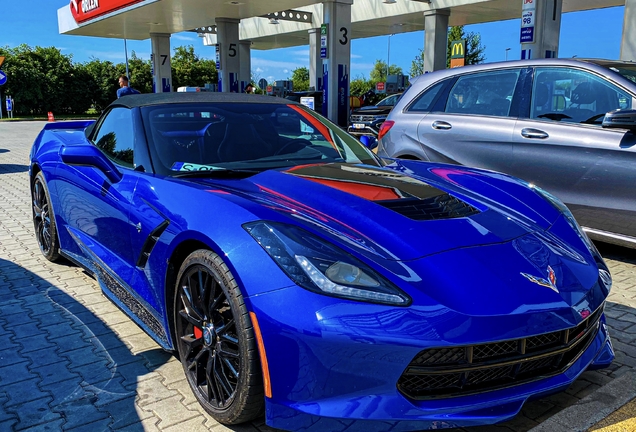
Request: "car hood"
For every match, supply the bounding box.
[404,230,606,318]
[194,161,563,262]
[351,105,393,116]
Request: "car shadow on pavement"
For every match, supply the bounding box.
[0,164,28,174]
[0,257,171,431]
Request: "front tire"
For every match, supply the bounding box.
[174,250,263,424]
[32,171,61,262]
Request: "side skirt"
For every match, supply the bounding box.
[60,246,172,351]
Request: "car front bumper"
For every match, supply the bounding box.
[348,118,386,137]
[247,286,614,431]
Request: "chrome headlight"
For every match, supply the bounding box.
[244,221,411,306]
[531,185,595,251]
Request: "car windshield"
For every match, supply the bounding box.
[606,64,636,85]
[141,102,381,176]
[376,94,401,107]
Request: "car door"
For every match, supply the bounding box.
[416,68,524,173]
[511,66,636,239]
[55,106,140,284]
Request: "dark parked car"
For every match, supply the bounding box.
[285,90,323,112]
[348,92,402,137]
[378,58,636,249]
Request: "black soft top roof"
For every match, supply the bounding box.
[111,92,296,109]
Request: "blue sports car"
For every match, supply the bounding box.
[30,93,614,431]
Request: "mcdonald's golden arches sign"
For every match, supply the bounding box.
[450,39,466,68]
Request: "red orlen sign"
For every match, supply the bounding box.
[70,0,143,23]
[376,82,385,92]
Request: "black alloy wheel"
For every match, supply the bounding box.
[174,250,263,424]
[32,171,61,262]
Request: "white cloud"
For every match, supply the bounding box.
[351,62,376,70]
[283,69,289,74]
[172,34,197,42]
[291,49,309,58]
[85,50,151,61]
[255,67,264,73]
[266,75,275,82]
[85,50,127,61]
[251,57,305,71]
[351,54,363,59]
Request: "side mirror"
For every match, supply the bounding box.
[602,109,636,133]
[60,145,123,183]
[360,135,378,150]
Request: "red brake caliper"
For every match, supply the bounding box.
[194,327,203,339]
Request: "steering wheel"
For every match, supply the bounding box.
[275,138,310,155]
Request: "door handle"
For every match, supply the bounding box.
[432,121,452,130]
[521,128,549,139]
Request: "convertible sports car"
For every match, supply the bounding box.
[30,93,614,431]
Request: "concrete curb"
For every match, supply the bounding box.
[530,370,636,432]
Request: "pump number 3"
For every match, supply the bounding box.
[339,27,348,45]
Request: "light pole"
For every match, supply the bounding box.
[124,38,130,82]
[505,47,511,61]
[387,34,394,80]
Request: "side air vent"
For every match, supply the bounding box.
[378,195,479,221]
[136,220,170,268]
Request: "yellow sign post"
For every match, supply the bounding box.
[449,40,466,68]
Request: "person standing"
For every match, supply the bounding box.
[245,83,255,94]
[117,75,141,98]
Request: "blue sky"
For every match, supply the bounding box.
[0,2,626,83]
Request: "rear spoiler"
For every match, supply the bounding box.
[43,120,96,131]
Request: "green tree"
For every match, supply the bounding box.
[409,25,486,76]
[409,50,426,78]
[66,64,94,114]
[81,58,119,111]
[122,51,152,93]
[0,45,85,115]
[290,67,309,92]
[349,74,373,97]
[446,25,486,68]
[171,45,217,90]
[369,59,403,85]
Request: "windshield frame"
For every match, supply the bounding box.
[376,93,402,107]
[606,65,636,85]
[140,101,383,177]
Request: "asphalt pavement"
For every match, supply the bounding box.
[1,121,635,432]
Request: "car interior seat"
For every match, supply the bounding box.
[217,120,275,163]
[533,82,550,117]
[563,82,598,123]
[154,131,202,171]
[200,121,227,164]
[490,97,511,116]
[593,85,620,119]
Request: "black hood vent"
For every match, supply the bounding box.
[379,194,479,221]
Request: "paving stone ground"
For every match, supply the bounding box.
[1,121,635,432]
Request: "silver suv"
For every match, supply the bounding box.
[377,58,636,248]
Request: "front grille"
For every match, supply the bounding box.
[398,305,603,399]
[379,195,480,221]
[351,115,377,122]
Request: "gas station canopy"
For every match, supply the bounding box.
[57,0,634,127]
[59,0,624,50]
